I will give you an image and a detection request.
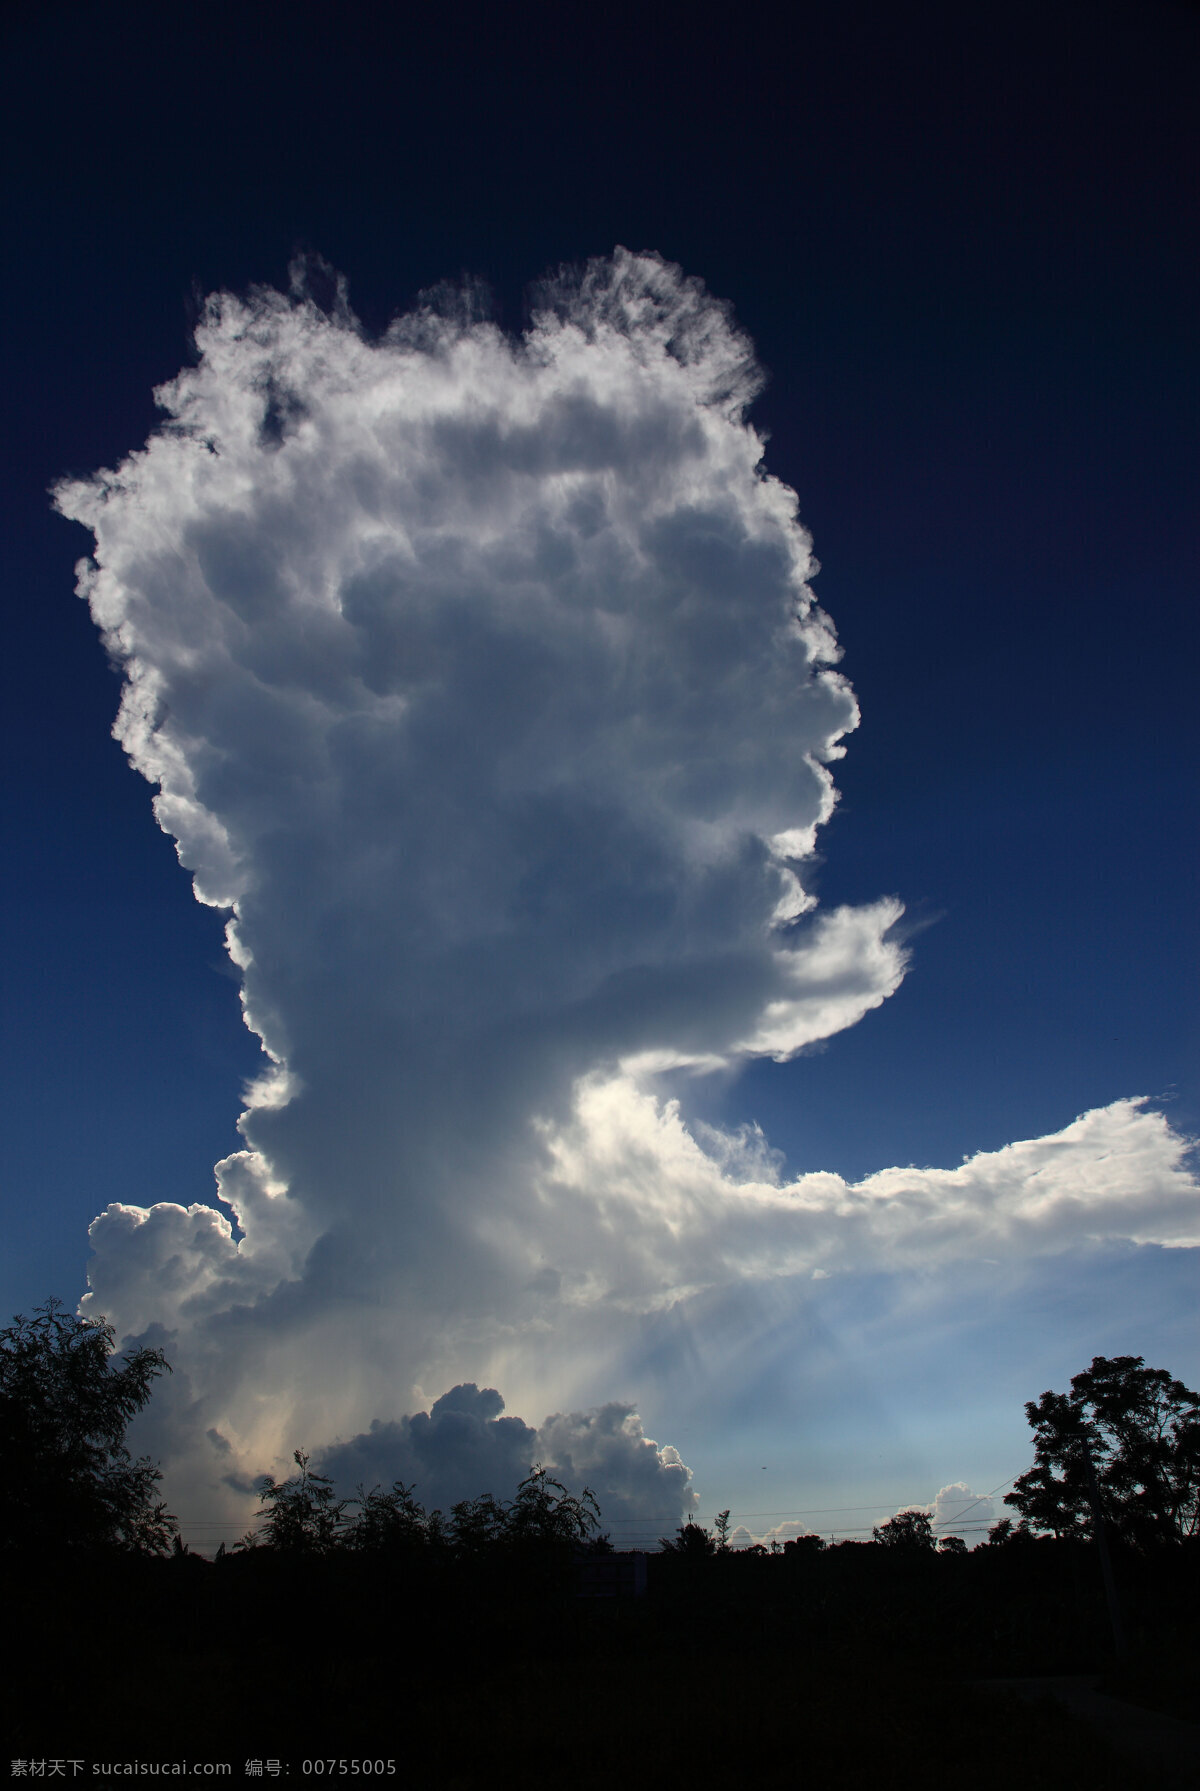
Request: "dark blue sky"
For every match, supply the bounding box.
[1,2,1196,1528]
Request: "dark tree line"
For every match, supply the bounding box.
[241,1445,606,1560]
[654,1358,1199,1561]
[3,1300,1197,1571]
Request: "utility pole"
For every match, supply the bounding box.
[1082,1444,1126,1659]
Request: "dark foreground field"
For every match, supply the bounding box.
[14,1656,1190,1790]
[9,1544,1198,1788]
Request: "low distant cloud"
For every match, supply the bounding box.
[316,1384,537,1514]
[870,1483,996,1547]
[53,249,1200,1520]
[727,1483,996,1551]
[532,1403,698,1535]
[929,1482,995,1542]
[313,1388,697,1537]
[729,1520,823,1550]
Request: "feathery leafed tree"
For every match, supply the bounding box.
[345,1478,431,1554]
[243,1459,603,1558]
[242,1449,348,1553]
[0,1298,176,1553]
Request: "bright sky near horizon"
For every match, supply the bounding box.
[2,0,1197,1551]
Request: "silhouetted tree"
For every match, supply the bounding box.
[714,1509,732,1552]
[243,1449,347,1553]
[279,1461,604,1563]
[448,1489,510,1556]
[345,1478,431,1554]
[658,1520,717,1556]
[1005,1356,1200,1547]
[782,1533,826,1558]
[0,1298,176,1553]
[986,1517,1035,1547]
[505,1467,603,1550]
[872,1508,935,1550]
[938,1534,968,1554]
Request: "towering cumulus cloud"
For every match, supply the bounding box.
[56,251,1198,1519]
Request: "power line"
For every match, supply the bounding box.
[173,1477,1018,1540]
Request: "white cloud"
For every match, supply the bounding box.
[868,1483,996,1549]
[728,1520,824,1551]
[928,1482,995,1542]
[53,250,1200,1523]
[534,1084,1200,1312]
[726,1485,996,1553]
